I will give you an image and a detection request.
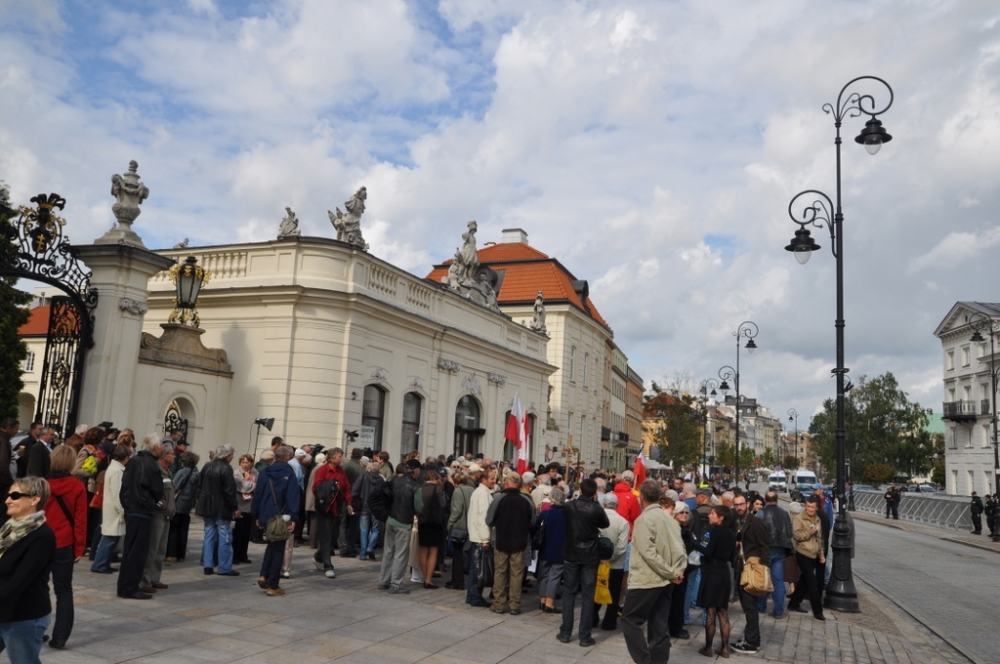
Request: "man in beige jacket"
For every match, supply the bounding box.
[622,479,687,664]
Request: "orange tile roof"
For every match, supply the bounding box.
[426,243,610,331]
[18,306,50,336]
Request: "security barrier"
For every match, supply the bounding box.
[851,490,974,531]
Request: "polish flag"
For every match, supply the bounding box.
[506,393,530,474]
[634,450,647,486]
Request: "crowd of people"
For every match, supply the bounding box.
[0,416,841,663]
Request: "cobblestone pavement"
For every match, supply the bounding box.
[40,519,970,664]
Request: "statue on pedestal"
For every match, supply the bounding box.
[96,160,149,247]
[278,207,300,238]
[444,220,500,313]
[328,186,369,251]
[529,291,547,334]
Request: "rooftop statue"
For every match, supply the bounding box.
[278,207,300,238]
[445,220,500,313]
[173,238,189,249]
[328,186,369,251]
[529,291,547,335]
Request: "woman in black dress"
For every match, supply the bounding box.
[417,471,446,589]
[697,505,737,658]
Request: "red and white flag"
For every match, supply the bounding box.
[505,393,530,474]
[634,449,647,486]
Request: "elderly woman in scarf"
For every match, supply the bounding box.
[0,476,56,664]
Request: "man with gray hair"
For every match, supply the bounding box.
[117,434,164,599]
[140,442,176,594]
[197,444,240,576]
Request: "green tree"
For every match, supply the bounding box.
[0,182,31,419]
[864,462,895,485]
[810,372,933,483]
[761,448,776,468]
[782,455,800,471]
[716,442,735,469]
[645,377,704,473]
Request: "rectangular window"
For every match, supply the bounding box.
[21,351,34,373]
[950,469,958,494]
[569,346,576,382]
[962,346,970,367]
[946,350,954,371]
[985,425,993,449]
[583,352,589,387]
[986,471,994,495]
[968,470,975,493]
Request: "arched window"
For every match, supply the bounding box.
[362,384,386,452]
[401,392,422,453]
[454,396,482,458]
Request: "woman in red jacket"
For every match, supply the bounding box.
[43,445,88,650]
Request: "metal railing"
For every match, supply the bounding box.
[852,490,973,531]
[943,400,978,418]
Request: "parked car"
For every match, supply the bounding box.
[852,484,876,492]
[918,485,937,493]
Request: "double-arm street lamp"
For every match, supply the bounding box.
[783,75,894,614]
[717,320,759,486]
[787,408,799,471]
[969,313,1000,542]
[702,379,720,480]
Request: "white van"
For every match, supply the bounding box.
[768,472,787,492]
[788,469,818,497]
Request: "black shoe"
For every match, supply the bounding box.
[367,552,376,561]
[218,570,240,576]
[468,600,490,608]
[48,640,67,650]
[789,605,808,614]
[122,591,153,600]
[579,637,596,647]
[542,606,559,613]
[556,634,572,644]
[91,568,114,574]
[731,639,758,653]
[670,630,690,639]
[814,614,826,621]
[489,607,507,614]
[510,609,521,616]
[234,559,252,565]
[204,568,215,575]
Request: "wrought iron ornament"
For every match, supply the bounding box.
[34,297,85,434]
[163,400,188,443]
[2,192,98,342]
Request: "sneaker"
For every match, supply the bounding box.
[313,558,325,572]
[324,569,336,579]
[266,587,285,596]
[731,640,758,654]
[281,571,290,579]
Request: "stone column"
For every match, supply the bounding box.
[75,243,175,429]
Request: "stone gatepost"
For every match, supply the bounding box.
[75,161,175,428]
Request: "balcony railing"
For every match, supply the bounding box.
[942,400,978,422]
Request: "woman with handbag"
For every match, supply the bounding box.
[232,455,258,565]
[251,445,300,596]
[531,487,566,613]
[445,470,473,590]
[43,446,88,649]
[787,496,825,621]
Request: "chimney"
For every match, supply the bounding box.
[501,228,529,245]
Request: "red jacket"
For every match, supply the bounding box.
[44,474,88,558]
[613,482,642,535]
[311,463,352,517]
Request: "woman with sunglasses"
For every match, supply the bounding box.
[0,476,56,664]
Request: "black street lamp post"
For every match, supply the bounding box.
[783,75,893,614]
[702,379,720,481]
[787,408,798,471]
[969,312,1000,542]
[718,320,759,487]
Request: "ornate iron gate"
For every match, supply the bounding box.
[1,193,97,434]
[163,400,188,442]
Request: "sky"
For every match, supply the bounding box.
[2,0,999,427]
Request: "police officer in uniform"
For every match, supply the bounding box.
[970,492,984,534]
[985,493,997,537]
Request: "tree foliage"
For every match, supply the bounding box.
[761,448,776,469]
[782,455,800,471]
[646,376,703,472]
[863,462,896,485]
[0,182,32,419]
[809,372,934,483]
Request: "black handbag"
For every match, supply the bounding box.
[597,536,615,561]
[532,515,547,549]
[475,544,495,588]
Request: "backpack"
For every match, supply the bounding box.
[368,477,391,523]
[315,478,340,514]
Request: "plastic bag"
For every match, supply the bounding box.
[594,560,612,604]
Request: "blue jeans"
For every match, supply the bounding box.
[202,517,234,573]
[757,548,786,616]
[91,535,120,572]
[0,615,49,664]
[560,561,598,643]
[359,514,380,556]
[683,566,702,624]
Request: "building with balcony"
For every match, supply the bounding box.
[934,302,1000,495]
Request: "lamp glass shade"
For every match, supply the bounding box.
[864,140,882,155]
[794,249,811,264]
[719,380,730,395]
[177,257,202,308]
[745,338,757,354]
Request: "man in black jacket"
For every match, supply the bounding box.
[378,459,422,594]
[117,435,164,599]
[558,478,609,648]
[197,444,240,576]
[756,491,793,619]
[970,491,984,534]
[732,494,770,654]
[490,472,533,615]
